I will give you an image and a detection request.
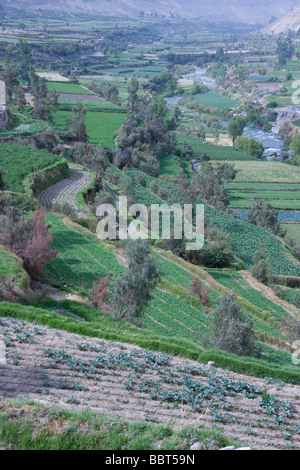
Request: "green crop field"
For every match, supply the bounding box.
[220,161,300,183]
[42,212,300,382]
[159,154,182,177]
[54,111,126,147]
[58,99,126,112]
[125,167,300,277]
[176,134,255,161]
[282,224,300,244]
[193,92,239,108]
[228,189,300,210]
[46,82,94,94]
[46,213,124,290]
[0,144,62,193]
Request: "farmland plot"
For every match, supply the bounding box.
[54,111,126,147]
[0,144,62,193]
[1,317,300,450]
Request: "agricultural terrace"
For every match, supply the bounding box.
[0,144,63,193]
[54,110,126,147]
[0,317,300,449]
[193,92,239,108]
[46,82,94,94]
[226,161,300,183]
[124,167,300,276]
[176,134,256,161]
[44,215,300,383]
[228,182,300,210]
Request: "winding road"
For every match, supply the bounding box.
[37,166,94,218]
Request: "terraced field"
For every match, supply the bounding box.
[54,110,126,147]
[193,92,239,108]
[0,144,62,193]
[38,167,94,218]
[0,317,299,450]
[176,134,255,161]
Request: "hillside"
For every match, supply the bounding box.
[4,0,300,24]
[262,3,300,34]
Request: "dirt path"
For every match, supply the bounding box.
[0,318,300,450]
[37,166,94,218]
[242,271,300,321]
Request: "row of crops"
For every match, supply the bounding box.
[206,270,290,323]
[46,214,124,289]
[0,144,62,193]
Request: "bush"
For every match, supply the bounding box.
[209,291,256,357]
[251,246,273,286]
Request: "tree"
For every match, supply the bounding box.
[290,136,300,165]
[3,63,19,104]
[47,90,60,121]
[0,168,6,191]
[201,226,234,268]
[30,72,48,120]
[113,240,159,324]
[191,277,210,306]
[128,78,139,114]
[66,101,87,142]
[249,197,286,237]
[21,209,58,279]
[15,87,26,112]
[210,291,255,357]
[251,245,273,286]
[0,208,57,280]
[91,277,110,310]
[228,116,246,145]
[277,36,294,67]
[235,136,264,159]
[151,94,168,119]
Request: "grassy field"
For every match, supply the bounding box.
[176,134,255,161]
[54,111,126,147]
[0,144,62,193]
[193,92,238,108]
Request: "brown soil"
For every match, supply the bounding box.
[0,318,299,450]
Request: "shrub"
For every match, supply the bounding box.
[251,246,273,286]
[210,291,256,357]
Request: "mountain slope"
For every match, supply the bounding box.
[262,3,300,34]
[4,0,300,24]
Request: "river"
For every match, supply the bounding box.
[233,210,300,223]
[243,126,286,160]
[165,67,217,109]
